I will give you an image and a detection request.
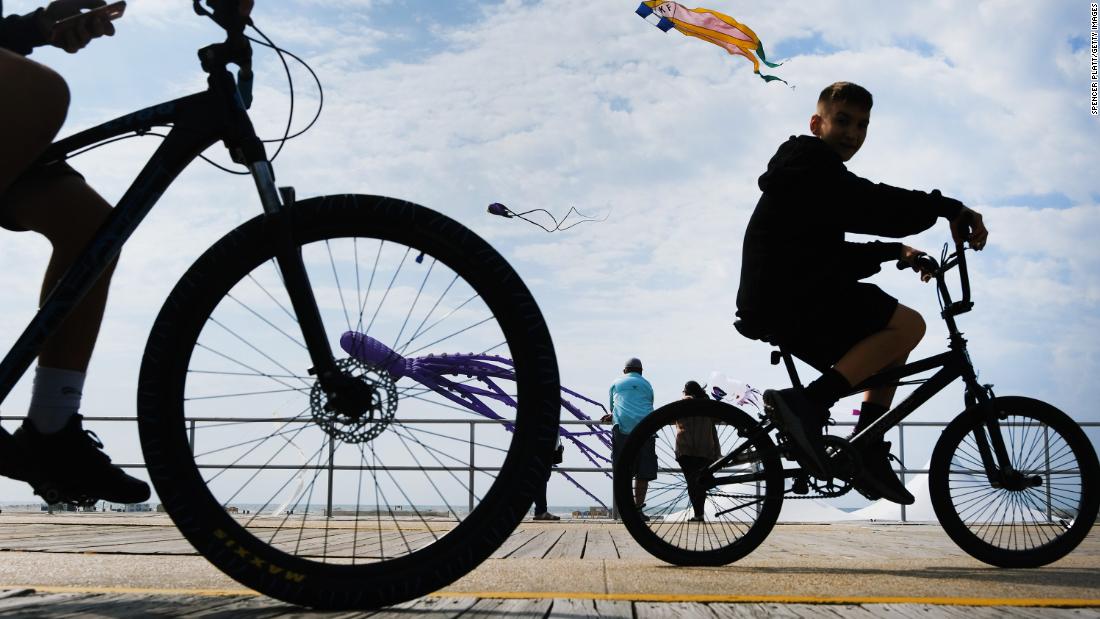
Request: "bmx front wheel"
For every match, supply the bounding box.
[613,398,784,566]
[138,194,560,609]
[929,396,1099,568]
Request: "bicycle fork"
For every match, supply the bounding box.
[963,378,1040,490]
[249,162,339,385]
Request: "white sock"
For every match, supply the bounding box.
[27,366,86,434]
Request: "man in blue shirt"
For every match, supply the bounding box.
[607,357,655,517]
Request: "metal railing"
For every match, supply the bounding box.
[3,415,1096,523]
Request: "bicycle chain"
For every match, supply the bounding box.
[716,420,856,501]
[709,482,850,501]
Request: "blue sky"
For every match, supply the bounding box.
[1,0,1098,508]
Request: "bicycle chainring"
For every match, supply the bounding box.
[310,357,398,444]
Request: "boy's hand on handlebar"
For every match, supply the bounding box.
[951,206,988,251]
[39,0,115,54]
[900,245,933,282]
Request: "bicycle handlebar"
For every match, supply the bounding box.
[193,0,254,107]
[895,242,973,318]
[895,253,939,275]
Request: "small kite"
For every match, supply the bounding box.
[636,1,786,85]
[488,202,609,233]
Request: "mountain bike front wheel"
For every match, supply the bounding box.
[138,194,560,609]
[613,398,784,566]
[929,396,1099,568]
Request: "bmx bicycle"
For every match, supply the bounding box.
[0,1,560,609]
[614,242,1099,568]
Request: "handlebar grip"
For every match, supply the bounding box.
[897,255,938,274]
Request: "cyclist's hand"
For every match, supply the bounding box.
[599,414,612,424]
[900,245,932,282]
[39,0,116,54]
[951,206,988,251]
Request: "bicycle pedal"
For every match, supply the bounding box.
[792,477,809,495]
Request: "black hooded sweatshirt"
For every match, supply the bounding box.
[0,2,46,55]
[735,135,963,330]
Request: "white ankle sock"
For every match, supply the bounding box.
[27,366,86,434]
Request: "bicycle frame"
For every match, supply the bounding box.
[714,247,1017,487]
[0,42,339,417]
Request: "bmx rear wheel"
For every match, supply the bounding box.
[613,399,784,566]
[929,396,1099,568]
[138,195,559,609]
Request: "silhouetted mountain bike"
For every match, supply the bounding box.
[0,1,559,609]
[615,242,1098,569]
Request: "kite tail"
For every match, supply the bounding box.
[755,42,783,69]
[757,72,789,86]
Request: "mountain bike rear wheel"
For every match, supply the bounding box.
[138,194,559,609]
[613,399,784,566]
[929,396,1099,568]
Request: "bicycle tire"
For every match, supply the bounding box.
[929,396,1099,568]
[613,398,784,566]
[138,194,560,609]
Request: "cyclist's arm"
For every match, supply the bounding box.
[0,9,47,55]
[829,169,964,238]
[836,240,903,280]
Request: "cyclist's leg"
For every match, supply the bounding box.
[0,49,69,195]
[3,172,116,372]
[831,304,924,503]
[2,175,146,503]
[834,303,925,397]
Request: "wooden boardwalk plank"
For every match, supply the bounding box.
[636,601,717,619]
[608,527,650,559]
[369,596,478,619]
[462,597,553,619]
[549,598,633,619]
[544,527,587,559]
[582,527,619,559]
[490,527,538,559]
[509,528,565,559]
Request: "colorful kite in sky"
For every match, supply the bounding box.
[636,1,786,85]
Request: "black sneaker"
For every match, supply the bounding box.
[0,427,38,484]
[763,388,830,478]
[12,415,151,504]
[852,441,914,505]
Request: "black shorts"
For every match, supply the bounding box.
[0,161,85,232]
[612,425,657,482]
[779,283,899,371]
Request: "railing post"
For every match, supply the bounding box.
[899,424,906,523]
[188,419,196,455]
[326,437,335,518]
[1045,425,1052,522]
[469,422,476,516]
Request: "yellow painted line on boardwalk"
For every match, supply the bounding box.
[2,585,257,597]
[5,585,1100,607]
[430,591,1100,608]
